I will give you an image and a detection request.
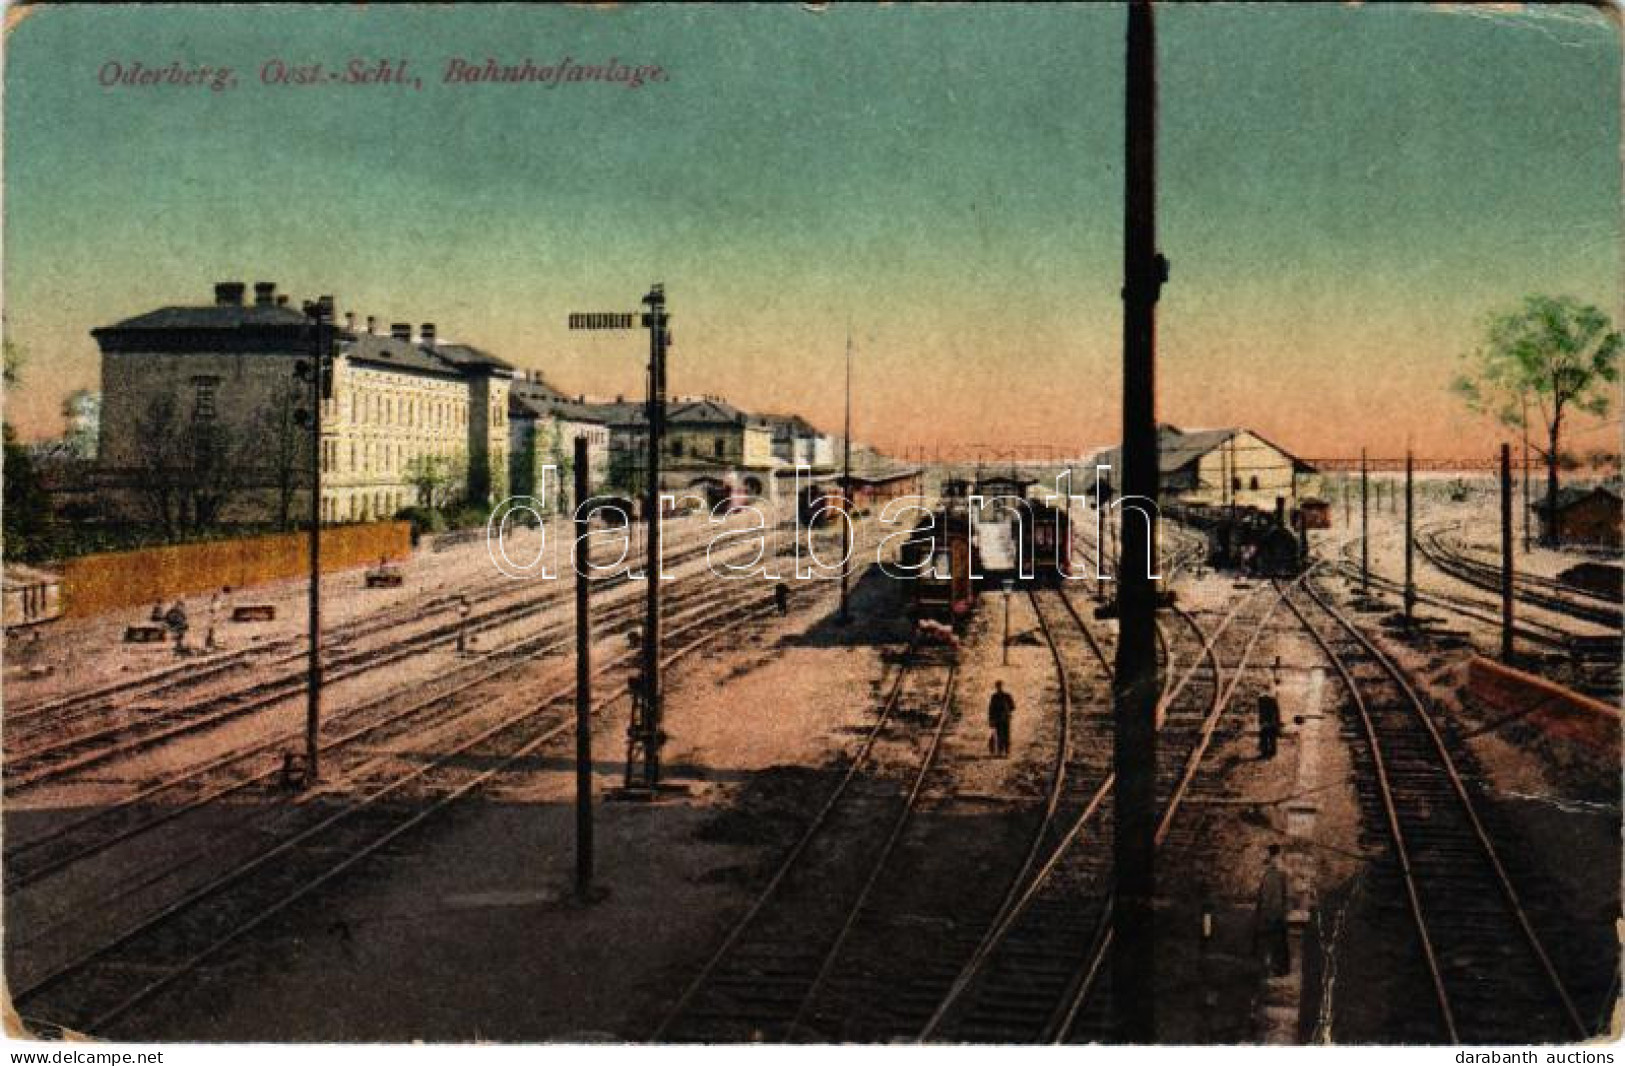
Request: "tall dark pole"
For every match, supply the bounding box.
[303,294,333,785]
[1404,449,1415,625]
[573,435,594,896]
[1500,443,1515,663]
[640,284,668,790]
[839,329,853,625]
[1521,395,1532,554]
[1114,0,1164,1043]
[1360,448,1369,596]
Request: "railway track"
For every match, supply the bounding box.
[10,577,796,1040]
[3,519,809,795]
[918,578,1295,1042]
[1415,524,1622,630]
[652,644,960,1042]
[1280,577,1590,1043]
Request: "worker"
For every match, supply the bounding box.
[774,581,790,616]
[1256,667,1282,760]
[1254,844,1290,977]
[987,680,1015,757]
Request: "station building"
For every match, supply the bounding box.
[1093,424,1317,511]
[91,280,513,526]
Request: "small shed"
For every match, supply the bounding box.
[1532,486,1622,548]
[4,564,62,628]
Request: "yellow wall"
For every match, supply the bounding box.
[61,520,411,617]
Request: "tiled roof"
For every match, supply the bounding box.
[434,342,515,374]
[341,332,462,378]
[94,304,309,331]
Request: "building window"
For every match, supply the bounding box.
[714,438,725,458]
[1231,476,1241,491]
[1249,475,1260,491]
[192,377,219,421]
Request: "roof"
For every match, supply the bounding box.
[1533,485,1623,512]
[756,412,824,437]
[579,397,774,430]
[1093,424,1314,479]
[94,304,309,331]
[341,332,463,379]
[509,379,607,425]
[434,342,514,375]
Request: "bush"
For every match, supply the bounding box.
[395,505,448,537]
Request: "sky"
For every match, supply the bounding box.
[3,2,1620,464]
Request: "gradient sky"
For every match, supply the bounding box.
[4,2,1620,463]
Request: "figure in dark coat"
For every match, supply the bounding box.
[988,681,1015,757]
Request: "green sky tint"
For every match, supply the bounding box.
[4,3,1620,462]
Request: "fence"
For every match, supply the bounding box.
[59,521,411,618]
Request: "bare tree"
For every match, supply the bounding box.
[258,382,308,530]
[1454,295,1620,546]
[131,394,250,534]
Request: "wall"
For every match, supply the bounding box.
[1465,655,1620,753]
[59,520,411,618]
[1187,431,1302,510]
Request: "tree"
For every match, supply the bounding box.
[61,389,101,460]
[258,382,307,530]
[404,450,466,511]
[1453,295,1620,546]
[131,394,248,534]
[2,341,52,559]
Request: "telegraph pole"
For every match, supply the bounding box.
[1114,0,1165,1043]
[300,294,334,785]
[1500,443,1515,663]
[1404,449,1415,626]
[640,284,669,790]
[839,328,853,625]
[1360,448,1369,595]
[573,435,595,897]
[1521,394,1532,554]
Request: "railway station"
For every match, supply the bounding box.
[2,1,1621,1056]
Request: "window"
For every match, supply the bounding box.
[191,377,219,421]
[349,441,356,472]
[671,439,684,457]
[1249,475,1260,491]
[1231,476,1241,491]
[714,438,725,458]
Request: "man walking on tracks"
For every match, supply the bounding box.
[1256,660,1283,760]
[1254,843,1290,977]
[988,680,1015,757]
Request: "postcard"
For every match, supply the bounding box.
[2,1,1620,1053]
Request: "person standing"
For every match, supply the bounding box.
[988,680,1015,757]
[1256,663,1282,760]
[1254,843,1290,977]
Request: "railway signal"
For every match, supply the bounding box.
[568,284,671,793]
[299,294,336,785]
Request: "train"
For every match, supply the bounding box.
[1167,499,1306,577]
[898,476,1075,622]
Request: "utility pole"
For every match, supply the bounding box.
[1360,448,1369,596]
[299,294,334,786]
[1521,394,1532,554]
[1500,443,1515,663]
[1404,449,1415,626]
[1114,0,1165,1043]
[573,435,595,898]
[639,284,669,791]
[839,328,853,625]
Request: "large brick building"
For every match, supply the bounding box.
[91,280,513,527]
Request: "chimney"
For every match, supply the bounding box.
[253,281,277,306]
[390,323,412,342]
[615,394,624,403]
[420,323,437,348]
[366,315,377,335]
[276,294,289,307]
[213,281,246,306]
[344,312,356,331]
[577,394,585,404]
